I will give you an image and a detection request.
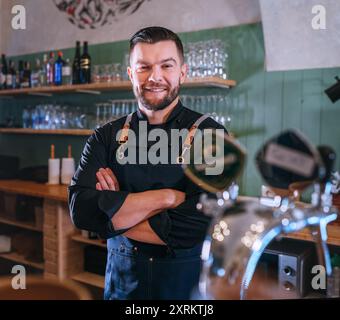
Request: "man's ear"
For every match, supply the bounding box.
[179,63,188,85]
[127,66,133,83]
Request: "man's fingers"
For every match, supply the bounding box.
[96,168,120,191]
[105,168,120,191]
[96,182,103,191]
[96,171,110,190]
[99,168,116,190]
[100,168,116,190]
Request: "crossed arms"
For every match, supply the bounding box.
[68,127,210,248]
[95,167,185,244]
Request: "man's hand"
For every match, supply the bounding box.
[96,167,120,191]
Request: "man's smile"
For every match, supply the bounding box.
[143,87,168,93]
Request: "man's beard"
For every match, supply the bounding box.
[134,81,180,111]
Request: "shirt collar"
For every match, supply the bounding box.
[136,100,184,124]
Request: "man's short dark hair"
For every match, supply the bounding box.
[129,26,184,63]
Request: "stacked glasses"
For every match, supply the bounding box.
[185,39,229,79]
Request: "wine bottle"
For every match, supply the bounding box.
[0,56,3,90]
[72,41,81,84]
[31,58,41,88]
[79,41,91,84]
[0,54,8,90]
[21,61,31,88]
[46,52,55,86]
[8,60,16,89]
[17,60,24,88]
[62,58,72,85]
[40,54,48,87]
[6,59,13,90]
[54,51,64,86]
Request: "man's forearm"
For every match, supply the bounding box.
[112,189,182,230]
[123,220,165,245]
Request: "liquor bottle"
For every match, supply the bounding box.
[17,60,24,88]
[31,58,41,88]
[46,52,55,86]
[79,41,91,84]
[0,57,3,90]
[5,59,13,90]
[62,58,72,85]
[27,62,32,88]
[21,61,31,88]
[54,51,64,86]
[0,54,8,90]
[72,41,81,84]
[40,54,48,87]
[8,60,16,89]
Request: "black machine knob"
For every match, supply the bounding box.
[283,266,295,277]
[283,281,295,291]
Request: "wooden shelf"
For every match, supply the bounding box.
[71,272,104,289]
[0,180,68,202]
[0,77,236,97]
[0,128,93,136]
[184,77,236,89]
[284,224,340,246]
[0,215,42,232]
[71,235,107,248]
[0,252,44,270]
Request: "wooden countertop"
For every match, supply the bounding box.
[0,179,68,202]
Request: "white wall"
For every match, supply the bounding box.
[260,0,340,71]
[0,0,261,56]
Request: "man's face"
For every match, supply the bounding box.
[128,40,187,111]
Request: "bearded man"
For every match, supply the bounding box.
[69,26,226,300]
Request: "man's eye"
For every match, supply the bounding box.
[137,66,150,71]
[162,64,173,69]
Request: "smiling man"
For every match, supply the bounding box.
[68,26,227,300]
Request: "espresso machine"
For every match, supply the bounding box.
[183,129,338,299]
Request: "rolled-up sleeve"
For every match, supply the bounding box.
[68,127,130,239]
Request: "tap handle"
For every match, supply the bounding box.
[317,146,336,183]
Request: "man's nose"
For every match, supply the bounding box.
[148,66,163,82]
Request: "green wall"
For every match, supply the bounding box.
[0,22,339,196]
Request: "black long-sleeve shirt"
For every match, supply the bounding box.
[68,101,226,249]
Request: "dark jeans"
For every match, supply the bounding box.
[104,236,202,300]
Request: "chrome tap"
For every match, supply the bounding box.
[186,130,338,300]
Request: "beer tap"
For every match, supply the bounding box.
[308,146,337,276]
[240,137,338,299]
[184,129,338,300]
